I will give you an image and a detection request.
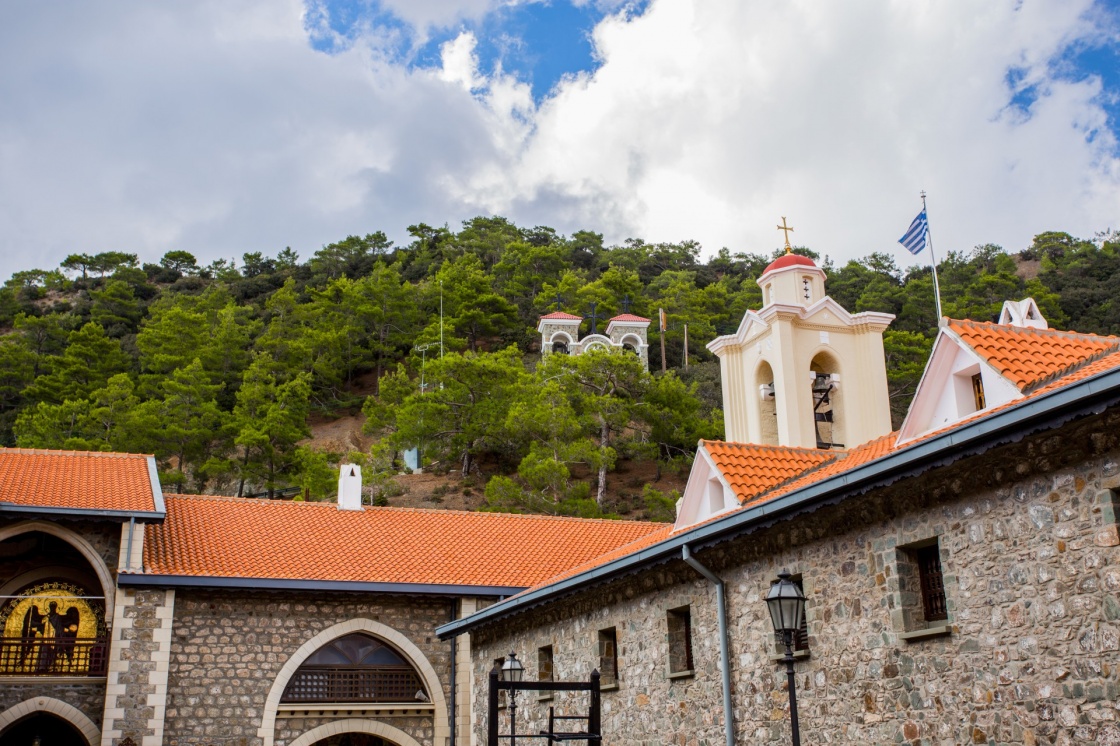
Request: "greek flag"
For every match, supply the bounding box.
[899,210,928,255]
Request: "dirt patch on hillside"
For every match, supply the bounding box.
[380,458,687,520]
[300,412,687,521]
[302,413,373,455]
[1015,256,1042,280]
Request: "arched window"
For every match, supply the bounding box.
[0,532,109,677]
[552,340,569,354]
[755,360,779,445]
[281,634,426,704]
[809,353,845,449]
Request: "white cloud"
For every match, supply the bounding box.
[0,0,1117,280]
[455,0,1120,266]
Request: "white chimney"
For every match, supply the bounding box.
[337,464,363,511]
[999,298,1047,330]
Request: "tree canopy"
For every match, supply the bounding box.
[0,219,1114,509]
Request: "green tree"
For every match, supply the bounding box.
[24,322,130,404]
[375,348,527,477]
[159,250,199,275]
[544,348,650,506]
[136,359,227,492]
[90,280,143,337]
[229,356,313,497]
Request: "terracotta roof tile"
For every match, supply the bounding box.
[0,448,158,513]
[949,319,1120,391]
[608,314,651,323]
[142,495,666,587]
[702,441,835,503]
[539,312,583,321]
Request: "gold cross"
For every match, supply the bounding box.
[776,217,795,253]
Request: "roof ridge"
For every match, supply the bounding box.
[949,318,1120,342]
[701,440,835,456]
[161,493,667,525]
[0,448,151,459]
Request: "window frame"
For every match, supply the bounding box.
[666,605,694,678]
[537,644,555,701]
[597,627,619,690]
[893,537,953,641]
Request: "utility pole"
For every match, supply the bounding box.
[659,308,667,373]
[684,324,689,370]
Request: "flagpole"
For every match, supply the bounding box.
[921,191,945,324]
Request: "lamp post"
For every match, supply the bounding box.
[766,572,807,746]
[501,651,525,745]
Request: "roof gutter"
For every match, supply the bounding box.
[0,504,165,522]
[437,363,1120,640]
[117,572,526,597]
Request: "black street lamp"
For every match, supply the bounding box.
[766,572,807,746]
[501,651,525,745]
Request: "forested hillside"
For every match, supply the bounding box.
[0,220,1116,516]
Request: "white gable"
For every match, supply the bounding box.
[674,444,738,531]
[896,328,1023,445]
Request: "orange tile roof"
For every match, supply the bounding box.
[608,314,651,323]
[702,441,835,503]
[0,448,160,514]
[949,320,1120,391]
[539,311,583,321]
[141,495,667,587]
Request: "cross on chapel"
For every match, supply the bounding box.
[777,217,795,253]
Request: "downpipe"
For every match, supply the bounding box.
[682,544,734,746]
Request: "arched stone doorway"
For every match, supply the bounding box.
[288,719,423,746]
[309,735,389,746]
[0,712,90,746]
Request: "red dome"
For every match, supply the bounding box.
[762,253,817,274]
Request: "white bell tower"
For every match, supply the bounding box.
[708,248,895,451]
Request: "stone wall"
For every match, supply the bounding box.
[102,587,176,746]
[468,409,1120,746]
[163,590,457,746]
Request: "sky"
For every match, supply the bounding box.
[1,0,1118,280]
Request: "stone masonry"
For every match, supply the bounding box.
[163,589,458,746]
[468,408,1120,746]
[102,587,176,746]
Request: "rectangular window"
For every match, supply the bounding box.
[598,627,618,686]
[538,645,554,682]
[895,537,951,636]
[916,545,948,622]
[537,644,554,700]
[666,606,693,674]
[494,657,508,708]
[971,373,986,410]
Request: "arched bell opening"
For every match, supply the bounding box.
[808,351,845,449]
[281,633,428,705]
[0,712,90,746]
[549,332,572,355]
[755,360,779,445]
[0,532,110,677]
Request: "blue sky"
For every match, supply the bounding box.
[1,0,1119,279]
[308,1,649,101]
